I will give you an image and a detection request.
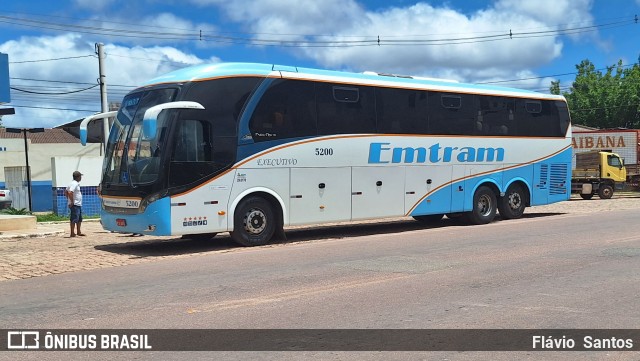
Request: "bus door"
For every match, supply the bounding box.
[405,165,453,215]
[351,166,405,220]
[289,167,351,225]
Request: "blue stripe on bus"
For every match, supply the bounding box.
[143,63,274,86]
[409,147,572,216]
[143,62,559,98]
[100,196,172,236]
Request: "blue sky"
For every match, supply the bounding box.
[0,0,639,128]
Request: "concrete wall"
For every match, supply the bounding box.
[0,140,102,182]
[0,140,102,214]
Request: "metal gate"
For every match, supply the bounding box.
[4,166,29,211]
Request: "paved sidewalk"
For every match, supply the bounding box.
[1,194,639,282]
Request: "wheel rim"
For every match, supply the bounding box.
[478,194,493,216]
[603,188,612,197]
[508,192,522,210]
[244,208,266,235]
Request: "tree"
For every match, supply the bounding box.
[555,59,640,129]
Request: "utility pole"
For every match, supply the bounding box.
[96,43,109,153]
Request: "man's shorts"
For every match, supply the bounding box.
[70,205,83,224]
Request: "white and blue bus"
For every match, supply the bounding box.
[81,63,572,246]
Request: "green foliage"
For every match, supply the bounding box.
[0,207,31,215]
[35,213,69,222]
[559,58,640,129]
[549,80,561,95]
[35,213,100,222]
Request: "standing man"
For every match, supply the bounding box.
[66,170,85,237]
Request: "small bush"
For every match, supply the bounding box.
[0,207,31,215]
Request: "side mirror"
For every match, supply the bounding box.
[142,101,205,140]
[79,111,118,146]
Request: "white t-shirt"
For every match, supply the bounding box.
[67,180,82,206]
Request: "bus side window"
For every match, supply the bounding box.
[171,119,209,162]
[428,92,475,135]
[376,87,428,134]
[249,79,317,141]
[515,99,564,137]
[317,83,375,135]
[476,96,514,136]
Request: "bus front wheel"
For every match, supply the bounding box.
[465,186,497,225]
[230,196,276,247]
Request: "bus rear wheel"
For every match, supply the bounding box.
[230,196,276,247]
[498,183,526,219]
[465,186,497,225]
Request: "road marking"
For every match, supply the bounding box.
[187,273,413,313]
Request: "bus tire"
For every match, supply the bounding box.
[465,186,497,225]
[230,196,276,246]
[498,183,526,219]
[413,214,444,223]
[598,185,613,199]
[580,193,594,200]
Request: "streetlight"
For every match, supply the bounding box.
[6,127,45,212]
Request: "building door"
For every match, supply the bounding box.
[4,166,29,210]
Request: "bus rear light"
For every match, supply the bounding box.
[116,219,127,227]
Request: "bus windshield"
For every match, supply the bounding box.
[103,88,177,186]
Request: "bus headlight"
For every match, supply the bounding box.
[139,192,163,212]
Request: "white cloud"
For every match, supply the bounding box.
[0,34,213,128]
[0,0,600,127]
[77,12,218,48]
[203,0,594,85]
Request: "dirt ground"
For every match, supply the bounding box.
[1,193,639,281]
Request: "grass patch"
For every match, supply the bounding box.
[35,213,100,222]
[36,213,69,222]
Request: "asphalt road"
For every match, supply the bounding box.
[1,207,639,360]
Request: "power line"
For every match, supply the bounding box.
[9,54,96,64]
[10,77,137,88]
[10,104,99,112]
[477,62,640,85]
[10,84,99,95]
[0,14,636,47]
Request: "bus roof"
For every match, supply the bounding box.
[142,62,565,101]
